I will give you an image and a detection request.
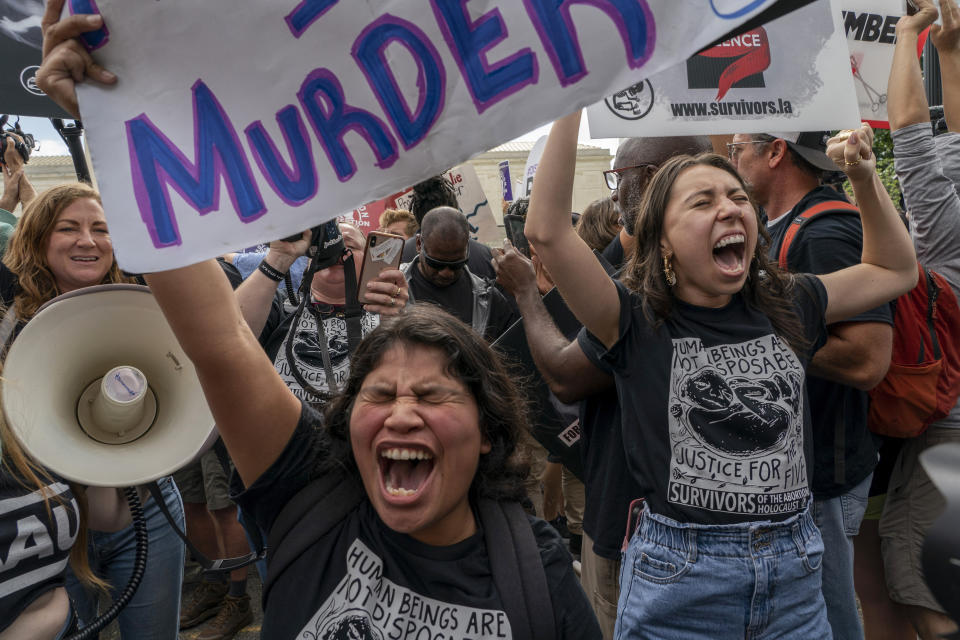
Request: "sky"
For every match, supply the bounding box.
[14,113,620,160]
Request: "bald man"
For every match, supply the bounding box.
[601,136,712,269]
[402,207,517,343]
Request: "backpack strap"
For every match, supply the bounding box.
[263,472,365,604]
[477,499,556,640]
[777,200,859,270]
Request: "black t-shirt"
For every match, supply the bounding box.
[575,328,639,559]
[597,278,828,524]
[0,262,17,309]
[234,404,600,639]
[767,186,892,497]
[407,265,517,343]
[260,297,380,402]
[0,473,79,632]
[402,237,497,281]
[601,235,626,271]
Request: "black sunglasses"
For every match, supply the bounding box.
[420,246,470,271]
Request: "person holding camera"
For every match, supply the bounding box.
[235,221,408,406]
[0,134,37,255]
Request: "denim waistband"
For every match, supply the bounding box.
[635,503,818,559]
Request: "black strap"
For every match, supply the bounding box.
[263,472,365,603]
[283,251,362,400]
[146,480,265,576]
[478,499,556,640]
[342,252,364,354]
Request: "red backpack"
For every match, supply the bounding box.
[779,200,960,438]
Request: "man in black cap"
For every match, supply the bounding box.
[731,130,893,640]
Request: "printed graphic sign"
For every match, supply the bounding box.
[0,0,70,117]
[521,135,547,199]
[498,160,513,203]
[587,0,860,137]
[841,0,927,129]
[72,0,804,271]
[446,164,500,244]
[339,189,409,235]
[343,163,499,242]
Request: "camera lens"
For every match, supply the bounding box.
[370,237,377,246]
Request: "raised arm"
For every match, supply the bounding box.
[523,112,620,348]
[817,126,918,324]
[888,0,960,281]
[888,0,937,130]
[935,0,960,132]
[35,2,300,485]
[1,137,36,212]
[146,262,301,487]
[235,232,309,337]
[492,242,613,402]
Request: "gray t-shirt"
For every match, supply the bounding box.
[893,123,960,429]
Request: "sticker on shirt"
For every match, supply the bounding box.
[300,539,512,639]
[274,311,379,401]
[668,334,808,516]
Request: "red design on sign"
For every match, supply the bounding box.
[698,27,771,101]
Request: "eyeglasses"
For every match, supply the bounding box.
[420,246,470,272]
[603,163,657,190]
[726,137,775,162]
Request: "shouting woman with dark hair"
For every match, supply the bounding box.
[140,261,600,637]
[524,112,918,639]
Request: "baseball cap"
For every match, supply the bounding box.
[764,131,836,172]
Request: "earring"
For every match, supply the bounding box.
[663,255,677,287]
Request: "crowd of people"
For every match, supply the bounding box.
[0,0,959,638]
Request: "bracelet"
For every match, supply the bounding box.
[258,259,287,282]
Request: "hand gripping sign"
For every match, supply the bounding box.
[70,0,803,272]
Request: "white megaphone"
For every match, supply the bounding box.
[2,284,216,487]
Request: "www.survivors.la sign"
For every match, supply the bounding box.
[73,0,806,271]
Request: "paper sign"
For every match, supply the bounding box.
[342,163,499,241]
[498,160,513,203]
[73,0,804,271]
[841,0,926,128]
[586,0,860,137]
[0,0,70,117]
[522,135,548,199]
[446,163,500,244]
[338,189,409,234]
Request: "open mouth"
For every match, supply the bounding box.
[712,234,746,275]
[71,256,100,263]
[378,447,435,498]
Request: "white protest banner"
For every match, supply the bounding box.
[72,0,806,271]
[586,0,860,137]
[841,0,928,128]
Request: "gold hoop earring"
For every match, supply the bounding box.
[663,255,677,287]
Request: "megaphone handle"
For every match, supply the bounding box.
[66,487,148,640]
[146,481,267,574]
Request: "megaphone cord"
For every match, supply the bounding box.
[66,487,148,640]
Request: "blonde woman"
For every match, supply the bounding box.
[1,183,186,639]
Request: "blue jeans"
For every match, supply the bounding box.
[67,476,185,639]
[812,473,871,640]
[615,506,831,640]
